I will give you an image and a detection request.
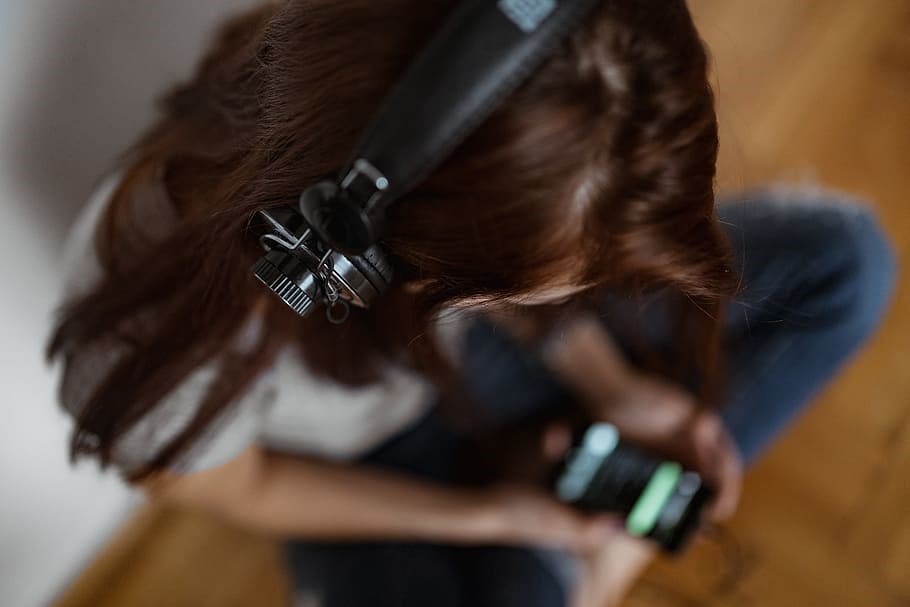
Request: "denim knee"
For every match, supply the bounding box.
[834,201,898,345]
[715,187,897,462]
[719,184,898,347]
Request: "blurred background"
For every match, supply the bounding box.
[0,1,906,605]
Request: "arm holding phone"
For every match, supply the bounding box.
[485,308,743,607]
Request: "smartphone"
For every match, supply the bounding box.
[551,422,713,553]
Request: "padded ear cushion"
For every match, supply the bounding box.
[346,245,393,296]
[361,245,394,284]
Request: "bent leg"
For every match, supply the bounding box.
[284,539,462,607]
[715,185,897,462]
[451,544,569,607]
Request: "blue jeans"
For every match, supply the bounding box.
[284,186,897,607]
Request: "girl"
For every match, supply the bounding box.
[47,1,895,605]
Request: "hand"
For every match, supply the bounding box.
[534,314,743,605]
[590,370,744,523]
[535,311,743,523]
[474,482,624,553]
[450,420,624,554]
[544,375,743,607]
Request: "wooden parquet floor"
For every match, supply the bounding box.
[52,1,910,606]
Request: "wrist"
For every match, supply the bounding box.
[404,485,506,545]
[455,486,514,544]
[452,485,552,546]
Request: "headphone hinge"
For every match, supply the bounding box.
[340,158,389,214]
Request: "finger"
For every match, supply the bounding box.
[689,413,742,522]
[691,412,729,475]
[706,431,743,522]
[541,422,573,461]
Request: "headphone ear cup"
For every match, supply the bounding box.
[346,245,393,297]
[361,245,394,285]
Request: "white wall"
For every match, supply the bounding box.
[0,2,257,604]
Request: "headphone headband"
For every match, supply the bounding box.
[331,0,603,252]
[256,0,604,318]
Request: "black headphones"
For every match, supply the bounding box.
[252,0,602,323]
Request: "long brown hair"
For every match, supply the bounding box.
[46,0,737,481]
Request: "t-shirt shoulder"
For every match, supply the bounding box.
[59,171,121,303]
[54,168,274,478]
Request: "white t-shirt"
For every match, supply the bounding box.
[54,169,474,476]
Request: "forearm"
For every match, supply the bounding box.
[148,445,495,544]
[238,449,492,542]
[485,307,634,414]
[536,311,633,411]
[537,311,701,447]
